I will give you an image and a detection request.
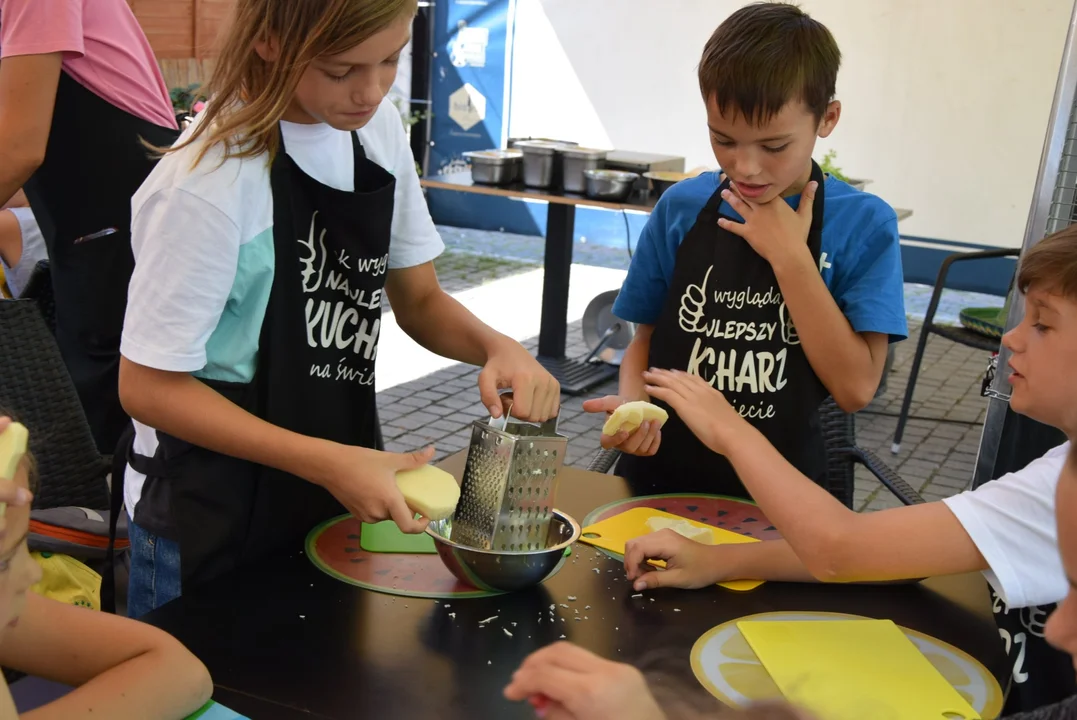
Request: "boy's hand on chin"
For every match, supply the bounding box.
[717,178,819,275]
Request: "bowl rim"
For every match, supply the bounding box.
[463,149,523,160]
[583,169,639,181]
[561,147,610,158]
[643,170,692,182]
[425,508,582,556]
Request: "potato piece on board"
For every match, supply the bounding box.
[645,516,717,545]
[395,465,461,521]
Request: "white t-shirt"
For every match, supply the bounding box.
[0,206,46,297]
[121,97,444,517]
[943,442,1069,609]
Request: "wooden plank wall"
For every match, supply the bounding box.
[128,0,232,60]
[128,0,232,89]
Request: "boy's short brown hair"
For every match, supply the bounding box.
[699,2,841,124]
[1017,223,1077,300]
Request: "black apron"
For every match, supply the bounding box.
[112,128,392,594]
[994,592,1075,714]
[988,414,1074,712]
[22,72,179,454]
[618,163,829,498]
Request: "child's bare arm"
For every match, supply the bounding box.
[773,257,889,412]
[715,184,894,412]
[619,324,655,402]
[644,369,990,583]
[719,419,988,582]
[5,594,212,720]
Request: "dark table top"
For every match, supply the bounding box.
[145,454,1008,719]
[421,170,658,213]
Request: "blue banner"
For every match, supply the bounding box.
[424,0,645,248]
[425,0,542,236]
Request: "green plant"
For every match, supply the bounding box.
[390,95,431,129]
[818,149,849,182]
[169,83,205,114]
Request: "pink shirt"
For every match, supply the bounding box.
[0,0,178,129]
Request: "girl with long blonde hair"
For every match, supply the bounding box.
[115,0,559,618]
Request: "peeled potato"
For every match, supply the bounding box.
[0,422,28,482]
[395,465,461,521]
[603,401,669,437]
[645,516,716,545]
[0,422,29,519]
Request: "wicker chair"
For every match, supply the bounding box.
[0,297,110,510]
[587,397,925,508]
[18,260,56,336]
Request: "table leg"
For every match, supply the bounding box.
[536,203,618,395]
[538,203,574,358]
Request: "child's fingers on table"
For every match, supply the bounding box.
[0,417,10,432]
[516,641,603,675]
[505,664,589,705]
[624,534,673,578]
[633,566,686,591]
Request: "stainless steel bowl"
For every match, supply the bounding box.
[426,509,580,592]
[644,170,694,199]
[464,150,523,186]
[583,169,640,201]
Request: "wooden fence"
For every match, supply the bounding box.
[128,0,232,60]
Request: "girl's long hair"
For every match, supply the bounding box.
[171,0,417,166]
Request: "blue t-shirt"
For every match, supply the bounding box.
[613,172,908,342]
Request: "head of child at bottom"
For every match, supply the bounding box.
[699,2,842,204]
[1002,223,1077,436]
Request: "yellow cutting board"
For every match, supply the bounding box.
[579,507,764,592]
[738,619,982,720]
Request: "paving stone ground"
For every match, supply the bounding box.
[380,245,999,513]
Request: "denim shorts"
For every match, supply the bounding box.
[126,516,181,619]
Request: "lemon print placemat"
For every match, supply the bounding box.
[690,611,1004,720]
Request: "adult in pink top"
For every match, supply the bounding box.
[0,0,181,458]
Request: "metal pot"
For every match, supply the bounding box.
[464,150,523,186]
[561,148,608,194]
[515,140,573,189]
[583,169,640,202]
[426,509,580,592]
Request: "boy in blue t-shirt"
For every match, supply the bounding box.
[585,3,908,498]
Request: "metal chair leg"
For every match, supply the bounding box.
[892,326,932,454]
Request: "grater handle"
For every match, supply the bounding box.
[538,412,560,435]
[490,391,561,435]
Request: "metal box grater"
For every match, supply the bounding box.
[451,411,567,552]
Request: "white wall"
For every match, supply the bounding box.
[507,0,1072,249]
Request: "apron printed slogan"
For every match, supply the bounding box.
[299,210,386,385]
[677,264,807,422]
